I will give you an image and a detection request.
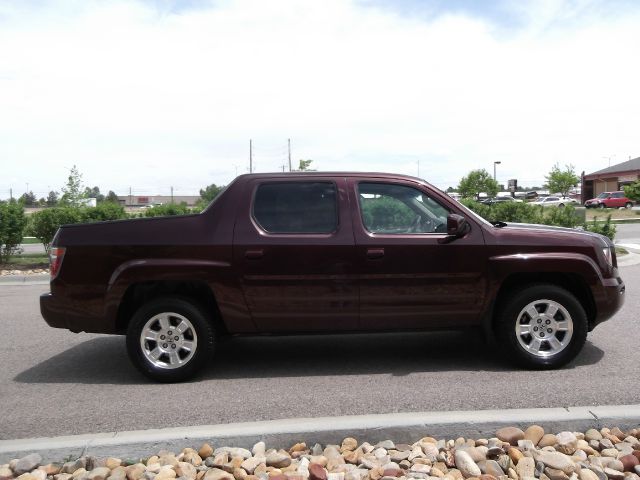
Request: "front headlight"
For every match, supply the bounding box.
[602,247,613,267]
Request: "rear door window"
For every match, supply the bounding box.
[253,182,338,234]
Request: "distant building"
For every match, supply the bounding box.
[117,195,201,207]
[581,156,640,202]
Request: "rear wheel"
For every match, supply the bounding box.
[126,296,215,382]
[626,202,633,209]
[496,284,587,369]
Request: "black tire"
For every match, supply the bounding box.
[496,284,587,369]
[625,202,633,209]
[126,296,215,382]
[558,203,564,208]
[598,203,605,209]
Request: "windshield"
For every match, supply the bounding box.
[597,193,609,199]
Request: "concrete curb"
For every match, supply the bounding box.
[2,405,640,463]
[0,274,49,286]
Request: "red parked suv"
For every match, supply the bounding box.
[584,191,633,209]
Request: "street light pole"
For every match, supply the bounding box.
[493,161,501,181]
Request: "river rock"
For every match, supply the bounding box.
[15,454,43,475]
[496,428,525,446]
[507,448,523,464]
[516,457,535,479]
[204,469,234,480]
[525,426,545,446]
[533,451,576,474]
[578,470,600,480]
[176,463,197,480]
[454,451,481,478]
[87,468,112,480]
[1,467,15,480]
[603,469,624,480]
[199,444,214,459]
[555,433,578,455]
[539,435,558,448]
[126,464,146,480]
[309,464,327,480]
[546,468,569,480]
[606,461,623,472]
[620,455,640,472]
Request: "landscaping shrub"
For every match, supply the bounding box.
[142,203,194,217]
[459,200,613,239]
[81,202,127,222]
[584,214,616,241]
[29,207,83,253]
[0,201,27,263]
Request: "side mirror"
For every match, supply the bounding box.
[447,213,468,236]
[439,214,469,244]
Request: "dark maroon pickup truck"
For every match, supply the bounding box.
[41,172,625,381]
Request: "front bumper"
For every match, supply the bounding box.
[590,273,625,330]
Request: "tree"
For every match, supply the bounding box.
[0,201,27,263]
[84,186,105,203]
[46,191,59,207]
[545,164,579,197]
[624,181,640,202]
[199,184,225,203]
[457,169,499,200]
[19,191,37,207]
[60,165,86,207]
[297,159,314,171]
[105,191,120,203]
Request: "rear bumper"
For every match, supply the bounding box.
[40,292,71,330]
[590,274,625,330]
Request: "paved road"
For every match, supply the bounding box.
[1,263,638,441]
[615,223,640,243]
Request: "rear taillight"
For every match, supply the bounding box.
[49,247,66,279]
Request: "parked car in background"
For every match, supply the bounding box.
[584,192,633,209]
[480,196,523,206]
[530,196,578,208]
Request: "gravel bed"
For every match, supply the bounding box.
[0,269,49,276]
[2,426,640,480]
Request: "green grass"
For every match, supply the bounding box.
[2,253,49,269]
[21,237,42,244]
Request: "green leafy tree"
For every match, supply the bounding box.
[545,164,579,197]
[297,159,314,171]
[0,201,27,263]
[84,186,105,203]
[623,181,640,203]
[457,169,499,200]
[199,184,225,203]
[19,191,37,207]
[59,165,86,207]
[105,191,120,203]
[29,207,83,253]
[46,191,59,207]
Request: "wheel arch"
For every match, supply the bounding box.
[115,280,228,336]
[489,272,596,337]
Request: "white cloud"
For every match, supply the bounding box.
[0,0,639,197]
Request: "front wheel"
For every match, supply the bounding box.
[126,297,215,382]
[496,284,587,369]
[598,203,605,209]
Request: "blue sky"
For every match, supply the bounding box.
[1,0,639,198]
